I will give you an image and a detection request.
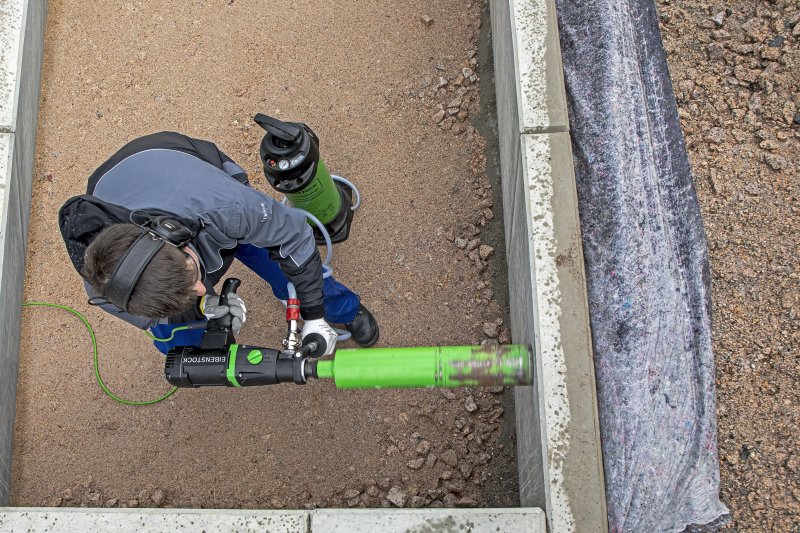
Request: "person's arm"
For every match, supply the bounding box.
[212,187,325,320]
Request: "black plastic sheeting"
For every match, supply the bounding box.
[554,0,729,531]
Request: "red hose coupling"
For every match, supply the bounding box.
[286,298,301,321]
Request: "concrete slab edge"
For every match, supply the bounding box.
[0,0,24,131]
[490,0,607,531]
[509,0,569,133]
[0,507,546,532]
[0,0,46,507]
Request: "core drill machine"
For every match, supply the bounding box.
[164,114,533,391]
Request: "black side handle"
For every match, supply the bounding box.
[218,278,241,307]
[201,277,241,350]
[216,277,241,330]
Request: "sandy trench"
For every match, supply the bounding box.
[13,0,797,527]
[11,0,518,510]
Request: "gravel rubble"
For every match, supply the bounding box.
[658,0,799,529]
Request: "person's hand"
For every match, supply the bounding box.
[200,292,247,334]
[301,319,337,356]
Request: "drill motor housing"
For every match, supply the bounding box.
[165,277,318,388]
[165,344,316,387]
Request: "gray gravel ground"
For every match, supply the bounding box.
[657,1,799,530]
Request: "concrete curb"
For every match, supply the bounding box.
[489,0,607,531]
[0,507,546,532]
[0,0,46,506]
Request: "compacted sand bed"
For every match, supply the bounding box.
[12,0,518,510]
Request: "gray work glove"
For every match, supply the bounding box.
[301,318,338,356]
[200,292,247,334]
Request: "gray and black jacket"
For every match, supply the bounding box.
[59,132,324,329]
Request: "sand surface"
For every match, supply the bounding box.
[12,0,517,510]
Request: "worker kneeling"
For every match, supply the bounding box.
[58,132,379,356]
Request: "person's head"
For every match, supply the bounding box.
[82,224,206,317]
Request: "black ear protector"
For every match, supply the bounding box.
[148,216,195,245]
[104,213,197,313]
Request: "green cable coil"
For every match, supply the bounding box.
[22,302,177,405]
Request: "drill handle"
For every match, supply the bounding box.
[215,277,241,330]
[200,277,241,350]
[218,278,241,308]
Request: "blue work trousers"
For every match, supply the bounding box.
[150,243,359,354]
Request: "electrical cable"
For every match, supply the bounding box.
[144,325,190,342]
[22,302,177,405]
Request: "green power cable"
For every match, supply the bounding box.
[22,302,178,405]
[144,325,190,342]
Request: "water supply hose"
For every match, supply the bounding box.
[282,174,361,341]
[281,174,361,280]
[332,175,361,209]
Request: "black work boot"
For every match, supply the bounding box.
[345,304,379,347]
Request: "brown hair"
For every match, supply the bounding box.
[82,224,197,317]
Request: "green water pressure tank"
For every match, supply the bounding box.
[255,113,354,244]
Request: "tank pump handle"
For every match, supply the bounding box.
[254,113,302,142]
